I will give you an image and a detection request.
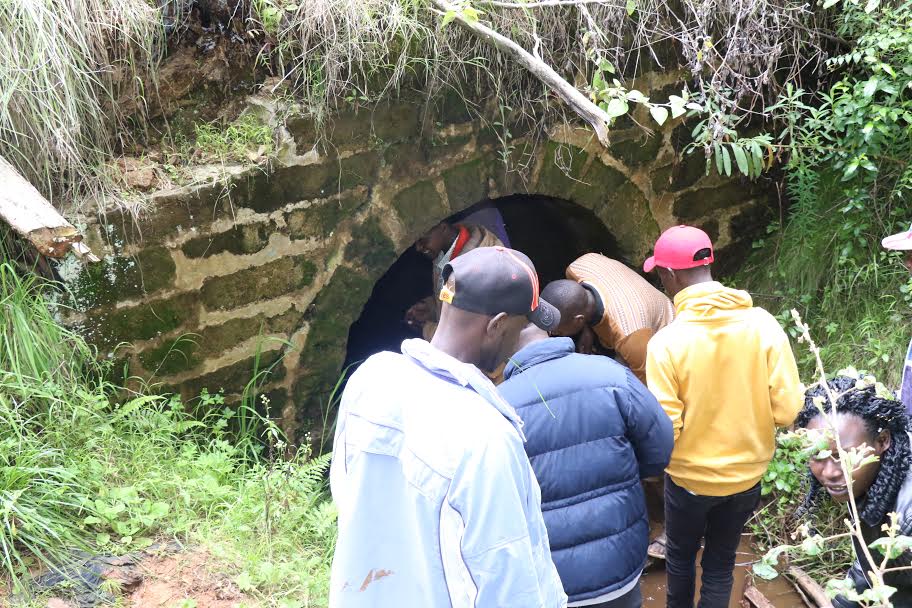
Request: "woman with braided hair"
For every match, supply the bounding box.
[798,376,912,607]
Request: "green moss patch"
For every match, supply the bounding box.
[200,256,317,311]
[66,247,176,312]
[442,158,488,210]
[80,292,198,353]
[391,180,446,233]
[285,194,366,241]
[139,308,303,376]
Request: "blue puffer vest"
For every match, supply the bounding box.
[499,337,674,604]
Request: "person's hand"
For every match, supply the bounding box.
[576,326,595,355]
[405,300,433,329]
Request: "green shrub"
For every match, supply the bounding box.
[0,261,335,603]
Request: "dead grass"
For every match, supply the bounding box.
[0,0,830,210]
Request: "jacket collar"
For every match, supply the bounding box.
[400,338,526,440]
[503,337,575,381]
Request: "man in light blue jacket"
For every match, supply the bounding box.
[330,246,567,608]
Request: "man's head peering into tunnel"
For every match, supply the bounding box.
[541,253,675,384]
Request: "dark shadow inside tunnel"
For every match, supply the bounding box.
[343,194,630,371]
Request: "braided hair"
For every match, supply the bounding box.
[796,376,911,527]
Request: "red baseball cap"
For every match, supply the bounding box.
[882,224,912,251]
[643,225,715,272]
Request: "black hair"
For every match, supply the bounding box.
[796,376,911,526]
[541,280,588,319]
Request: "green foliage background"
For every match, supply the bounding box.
[0,260,336,605]
[740,0,912,387]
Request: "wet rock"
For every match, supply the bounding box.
[674,182,753,220]
[345,216,397,274]
[534,142,589,195]
[610,132,663,167]
[65,247,176,311]
[139,307,302,376]
[443,158,489,210]
[79,292,199,353]
[181,221,273,258]
[178,349,286,404]
[285,194,366,241]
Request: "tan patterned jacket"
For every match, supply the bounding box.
[567,253,675,384]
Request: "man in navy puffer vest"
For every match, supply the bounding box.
[499,324,674,607]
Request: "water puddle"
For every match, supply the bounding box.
[637,482,809,607]
[640,535,807,607]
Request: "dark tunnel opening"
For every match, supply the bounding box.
[343,194,635,371]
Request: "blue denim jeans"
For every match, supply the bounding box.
[664,475,761,608]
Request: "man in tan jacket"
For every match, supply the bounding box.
[542,253,675,384]
[406,221,503,340]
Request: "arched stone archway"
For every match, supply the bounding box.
[62,97,773,445]
[342,194,627,374]
[288,139,668,438]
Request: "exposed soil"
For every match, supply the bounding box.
[128,549,249,608]
[34,548,254,608]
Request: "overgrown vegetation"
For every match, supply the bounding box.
[0,0,165,205]
[741,0,912,386]
[751,429,854,583]
[0,260,335,605]
[0,0,837,206]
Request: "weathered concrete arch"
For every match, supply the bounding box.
[61,95,774,445]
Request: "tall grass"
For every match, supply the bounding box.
[0,261,336,603]
[0,0,165,203]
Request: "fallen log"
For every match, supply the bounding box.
[0,155,97,261]
[788,566,833,608]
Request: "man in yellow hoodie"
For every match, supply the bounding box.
[643,225,803,608]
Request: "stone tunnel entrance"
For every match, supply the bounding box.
[343,194,627,370]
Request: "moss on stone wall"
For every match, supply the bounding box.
[199,255,317,311]
[80,292,199,353]
[285,194,366,241]
[67,247,175,311]
[295,265,374,423]
[392,181,446,234]
[139,307,303,376]
[181,222,272,258]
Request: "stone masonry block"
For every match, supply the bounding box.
[285,153,380,202]
[139,307,303,376]
[106,184,231,245]
[442,158,489,210]
[181,221,272,258]
[673,182,755,221]
[534,142,589,197]
[610,132,664,167]
[285,194,366,241]
[200,255,317,311]
[176,349,287,404]
[287,101,420,150]
[391,180,446,232]
[345,216,397,275]
[79,292,198,353]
